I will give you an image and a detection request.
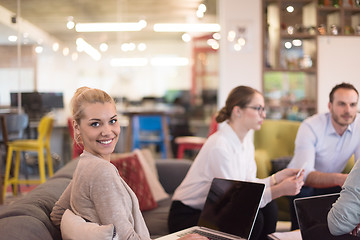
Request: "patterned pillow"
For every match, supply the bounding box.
[110,153,158,211]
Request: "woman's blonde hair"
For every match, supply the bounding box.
[216,86,261,123]
[71,86,115,125]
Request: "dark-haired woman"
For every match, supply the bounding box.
[168,86,304,240]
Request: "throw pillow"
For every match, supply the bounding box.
[61,209,116,240]
[134,149,169,202]
[110,153,158,211]
[140,148,159,178]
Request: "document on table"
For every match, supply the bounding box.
[268,230,302,240]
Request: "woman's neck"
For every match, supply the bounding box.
[228,120,249,142]
[83,149,111,161]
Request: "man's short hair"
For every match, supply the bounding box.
[329,82,359,103]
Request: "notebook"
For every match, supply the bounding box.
[157,178,265,240]
[294,193,340,240]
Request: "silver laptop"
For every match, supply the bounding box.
[157,178,265,240]
[294,193,340,240]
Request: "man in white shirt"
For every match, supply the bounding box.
[287,82,360,230]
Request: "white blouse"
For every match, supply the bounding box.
[172,122,272,210]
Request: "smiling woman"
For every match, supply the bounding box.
[50,86,207,240]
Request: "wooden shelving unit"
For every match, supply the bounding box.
[262,0,360,120]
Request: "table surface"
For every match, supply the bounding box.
[268,230,302,240]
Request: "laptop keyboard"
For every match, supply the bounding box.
[178,229,233,240]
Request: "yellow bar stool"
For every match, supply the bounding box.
[3,116,54,200]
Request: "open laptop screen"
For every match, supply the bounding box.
[295,193,340,240]
[198,178,265,239]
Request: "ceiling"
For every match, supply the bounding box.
[0,0,217,49]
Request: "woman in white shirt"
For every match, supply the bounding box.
[168,86,304,240]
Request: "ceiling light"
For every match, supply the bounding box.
[76,38,101,61]
[227,31,236,42]
[63,47,69,56]
[234,44,242,51]
[121,43,137,52]
[67,16,75,29]
[52,43,59,52]
[286,6,294,13]
[75,20,147,32]
[285,41,292,49]
[8,35,17,42]
[182,33,191,42]
[292,39,302,47]
[153,23,220,33]
[213,33,221,40]
[110,58,148,67]
[198,4,207,13]
[99,43,108,52]
[237,37,246,46]
[67,21,75,30]
[137,43,147,51]
[128,43,136,51]
[207,39,219,50]
[35,46,43,54]
[150,57,189,66]
[211,42,219,50]
[196,10,204,18]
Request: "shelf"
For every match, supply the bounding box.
[264,67,317,73]
[280,33,317,39]
[317,6,342,11]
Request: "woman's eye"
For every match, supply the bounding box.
[110,119,117,124]
[90,122,100,127]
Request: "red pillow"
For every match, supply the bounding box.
[110,153,158,211]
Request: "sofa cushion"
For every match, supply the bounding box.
[142,197,172,238]
[0,216,53,240]
[0,177,71,240]
[52,159,79,179]
[134,149,169,202]
[111,153,158,211]
[156,159,192,194]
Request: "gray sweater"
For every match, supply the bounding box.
[328,158,360,236]
[50,151,151,240]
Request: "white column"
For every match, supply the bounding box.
[218,0,262,108]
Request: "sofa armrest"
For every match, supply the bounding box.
[255,149,271,178]
[155,159,192,194]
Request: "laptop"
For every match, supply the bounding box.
[157,178,265,240]
[294,193,340,240]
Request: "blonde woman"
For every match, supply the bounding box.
[50,87,206,240]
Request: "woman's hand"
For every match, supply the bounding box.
[179,233,208,240]
[274,168,300,184]
[277,175,304,196]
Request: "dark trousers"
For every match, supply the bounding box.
[250,200,278,240]
[168,200,278,240]
[168,200,202,233]
[288,186,342,231]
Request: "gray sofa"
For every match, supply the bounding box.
[0,158,192,240]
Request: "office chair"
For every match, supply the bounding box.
[131,114,170,159]
[0,113,29,203]
[3,116,54,200]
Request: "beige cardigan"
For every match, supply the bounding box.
[50,151,151,240]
